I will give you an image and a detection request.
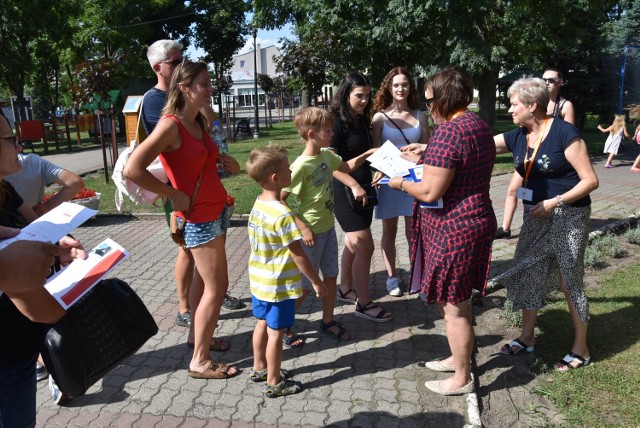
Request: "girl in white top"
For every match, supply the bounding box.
[598,114,631,168]
[372,67,429,297]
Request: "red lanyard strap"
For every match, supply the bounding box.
[522,118,548,185]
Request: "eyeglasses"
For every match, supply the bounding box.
[426,98,434,109]
[543,78,559,84]
[162,57,184,67]
[0,135,20,150]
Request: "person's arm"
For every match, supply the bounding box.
[597,124,612,133]
[371,113,384,148]
[417,110,430,145]
[0,240,58,293]
[33,170,85,215]
[6,287,66,324]
[529,137,599,217]
[389,165,455,203]
[623,125,632,140]
[337,147,377,173]
[561,100,575,125]
[288,239,326,298]
[494,134,510,155]
[280,190,315,246]
[124,118,190,212]
[333,170,368,205]
[634,125,640,141]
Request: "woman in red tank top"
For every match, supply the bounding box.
[126,60,240,380]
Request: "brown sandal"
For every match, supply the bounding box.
[186,337,230,352]
[187,361,238,379]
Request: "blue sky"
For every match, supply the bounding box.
[187,23,295,59]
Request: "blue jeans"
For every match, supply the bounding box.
[0,354,37,428]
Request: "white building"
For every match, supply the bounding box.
[225,44,281,111]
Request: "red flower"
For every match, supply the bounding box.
[72,188,97,200]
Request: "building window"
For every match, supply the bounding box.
[237,88,264,107]
[240,60,245,68]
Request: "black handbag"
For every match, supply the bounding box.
[344,184,378,211]
[40,278,158,398]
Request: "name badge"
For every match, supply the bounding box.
[516,187,533,201]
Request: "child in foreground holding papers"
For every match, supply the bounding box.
[0,114,87,425]
[371,67,429,297]
[281,107,376,341]
[245,144,327,397]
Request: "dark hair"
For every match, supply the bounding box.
[373,67,419,111]
[331,71,371,127]
[542,67,563,81]
[425,67,473,120]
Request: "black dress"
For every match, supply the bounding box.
[330,112,374,232]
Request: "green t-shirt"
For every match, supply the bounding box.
[285,148,343,234]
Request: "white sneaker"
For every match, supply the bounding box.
[386,277,403,297]
[48,376,68,405]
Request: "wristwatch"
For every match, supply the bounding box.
[555,194,565,208]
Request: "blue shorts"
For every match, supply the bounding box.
[177,205,231,249]
[251,296,296,330]
[300,228,339,290]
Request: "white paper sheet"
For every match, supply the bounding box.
[45,238,129,309]
[366,141,417,178]
[0,202,97,251]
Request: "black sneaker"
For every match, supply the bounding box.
[222,294,244,310]
[175,311,191,327]
[495,227,511,239]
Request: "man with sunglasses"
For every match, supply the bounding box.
[141,41,243,333]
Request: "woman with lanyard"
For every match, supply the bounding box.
[389,67,496,395]
[495,67,575,239]
[493,77,598,371]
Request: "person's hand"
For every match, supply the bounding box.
[529,199,556,217]
[388,176,404,191]
[301,228,315,247]
[349,184,368,206]
[219,153,241,175]
[0,240,59,292]
[312,280,327,298]
[401,143,426,156]
[365,147,378,156]
[171,190,191,212]
[0,226,20,239]
[58,235,88,265]
[371,170,385,187]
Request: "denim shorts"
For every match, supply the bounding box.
[177,205,231,249]
[251,296,296,330]
[300,228,339,290]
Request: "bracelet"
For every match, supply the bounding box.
[555,194,564,208]
[400,179,407,193]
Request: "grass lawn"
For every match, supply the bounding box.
[78,115,611,215]
[532,254,640,427]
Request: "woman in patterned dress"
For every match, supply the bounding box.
[493,77,598,371]
[389,67,496,395]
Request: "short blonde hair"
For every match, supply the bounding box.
[246,144,289,185]
[294,107,333,139]
[507,77,549,113]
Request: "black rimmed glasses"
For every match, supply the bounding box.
[543,77,559,84]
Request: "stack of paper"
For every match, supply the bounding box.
[366,141,417,178]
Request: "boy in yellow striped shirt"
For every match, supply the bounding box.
[246,145,327,397]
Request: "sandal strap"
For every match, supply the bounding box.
[564,352,587,364]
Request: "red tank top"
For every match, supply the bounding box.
[159,115,226,223]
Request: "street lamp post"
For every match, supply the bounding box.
[253,28,260,138]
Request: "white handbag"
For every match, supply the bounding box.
[112,97,168,212]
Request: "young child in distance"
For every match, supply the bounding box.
[280,107,377,343]
[246,145,327,397]
[598,114,631,168]
[631,122,640,172]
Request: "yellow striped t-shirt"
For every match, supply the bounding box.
[248,199,303,302]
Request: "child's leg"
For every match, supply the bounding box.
[632,155,640,170]
[606,153,615,165]
[295,288,312,311]
[322,276,338,324]
[266,326,286,385]
[252,319,268,371]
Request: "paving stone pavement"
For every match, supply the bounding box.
[34,145,640,427]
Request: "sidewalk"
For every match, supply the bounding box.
[35,146,640,427]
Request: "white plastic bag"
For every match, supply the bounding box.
[112,140,168,212]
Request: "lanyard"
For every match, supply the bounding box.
[522,118,548,186]
[449,110,467,121]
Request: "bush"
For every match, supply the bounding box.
[501,299,523,327]
[624,226,640,245]
[593,233,628,258]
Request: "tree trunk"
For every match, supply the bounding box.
[476,66,500,128]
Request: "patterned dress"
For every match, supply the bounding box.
[409,111,496,304]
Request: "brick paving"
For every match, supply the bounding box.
[34,145,640,427]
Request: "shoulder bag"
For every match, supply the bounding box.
[40,278,158,398]
[169,163,206,248]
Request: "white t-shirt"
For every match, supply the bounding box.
[5,154,63,207]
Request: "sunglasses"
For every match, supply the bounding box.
[426,98,434,108]
[0,135,20,150]
[162,57,184,67]
[543,78,559,84]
